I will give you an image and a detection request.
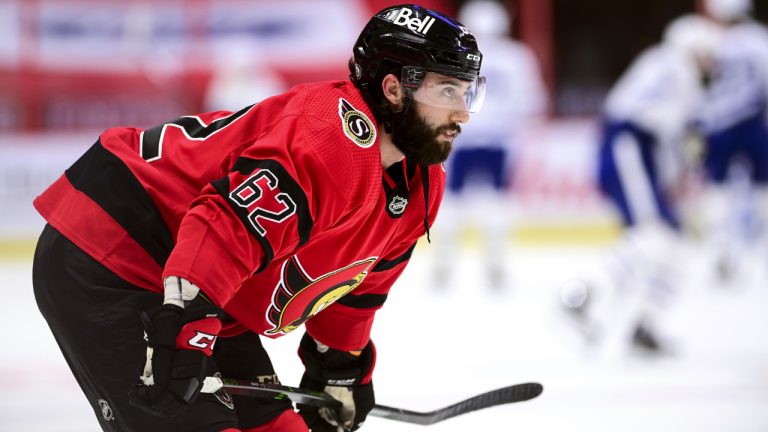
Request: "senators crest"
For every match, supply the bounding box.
[338,98,376,148]
[264,255,377,335]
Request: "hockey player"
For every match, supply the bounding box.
[580,15,721,353]
[31,5,485,432]
[433,0,547,290]
[698,0,768,283]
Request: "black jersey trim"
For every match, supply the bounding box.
[212,158,313,273]
[336,292,388,309]
[65,140,174,266]
[371,243,415,272]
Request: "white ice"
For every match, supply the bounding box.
[2,238,768,431]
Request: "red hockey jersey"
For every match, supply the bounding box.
[34,80,445,351]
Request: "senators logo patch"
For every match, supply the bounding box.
[339,98,376,148]
[264,255,377,336]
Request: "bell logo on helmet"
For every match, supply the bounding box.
[467,53,481,62]
[387,7,436,35]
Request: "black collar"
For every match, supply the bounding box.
[382,160,416,219]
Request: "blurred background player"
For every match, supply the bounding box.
[432,0,547,291]
[563,14,722,354]
[698,0,768,285]
[203,43,287,112]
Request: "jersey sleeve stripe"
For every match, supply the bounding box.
[64,140,175,267]
[336,292,388,309]
[371,243,416,272]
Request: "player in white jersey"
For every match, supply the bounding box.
[432,0,547,290]
[698,0,768,283]
[569,15,721,354]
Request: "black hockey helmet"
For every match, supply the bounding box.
[350,4,485,122]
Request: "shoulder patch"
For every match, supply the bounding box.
[338,98,376,148]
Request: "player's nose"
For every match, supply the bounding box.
[451,106,470,124]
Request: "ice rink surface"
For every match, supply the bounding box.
[2,238,768,431]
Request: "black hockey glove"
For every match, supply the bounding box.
[297,333,375,432]
[128,302,223,417]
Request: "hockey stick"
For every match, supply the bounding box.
[202,377,543,425]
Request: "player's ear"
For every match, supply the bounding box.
[381,74,404,111]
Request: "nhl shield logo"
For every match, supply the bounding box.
[97,399,114,422]
[388,195,408,217]
[338,98,376,148]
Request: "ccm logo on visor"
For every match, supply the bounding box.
[385,8,436,35]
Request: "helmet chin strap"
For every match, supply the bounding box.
[420,164,431,243]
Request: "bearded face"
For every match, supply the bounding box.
[389,102,462,166]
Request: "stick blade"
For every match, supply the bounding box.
[370,382,543,425]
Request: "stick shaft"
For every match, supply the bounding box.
[204,377,543,425]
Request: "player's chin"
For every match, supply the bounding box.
[411,139,453,165]
[442,133,456,149]
[432,140,453,164]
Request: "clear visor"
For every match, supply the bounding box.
[401,66,486,113]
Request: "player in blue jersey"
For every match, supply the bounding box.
[567,15,721,355]
[698,0,768,284]
[432,0,547,290]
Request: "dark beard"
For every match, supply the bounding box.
[389,105,461,165]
